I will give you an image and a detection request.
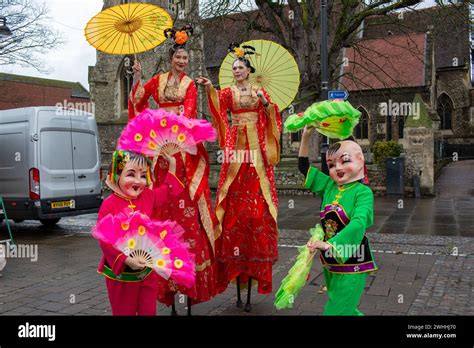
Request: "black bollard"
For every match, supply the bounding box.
[413,174,421,198]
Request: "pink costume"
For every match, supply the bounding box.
[96,173,184,315]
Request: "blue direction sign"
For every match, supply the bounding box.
[328,90,349,100]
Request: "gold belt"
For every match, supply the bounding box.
[231,112,258,127]
[163,106,180,114]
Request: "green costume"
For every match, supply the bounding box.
[304,166,377,315]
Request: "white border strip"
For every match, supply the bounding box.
[279,245,468,257]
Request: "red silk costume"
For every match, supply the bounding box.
[97,173,184,315]
[207,85,282,294]
[128,71,217,305]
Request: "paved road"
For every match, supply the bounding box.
[435,160,474,198]
[0,219,472,316]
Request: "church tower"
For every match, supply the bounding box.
[88,0,204,166]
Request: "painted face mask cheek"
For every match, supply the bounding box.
[351,152,365,181]
[138,176,147,190]
[330,171,341,185]
[327,162,342,184]
[339,161,353,180]
[117,174,132,197]
[118,175,135,198]
[329,169,338,183]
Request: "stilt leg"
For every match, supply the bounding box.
[187,297,192,316]
[244,277,252,312]
[236,276,243,307]
[171,299,178,316]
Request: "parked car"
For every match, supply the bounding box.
[0,107,103,226]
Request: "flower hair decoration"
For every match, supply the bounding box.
[228,42,257,73]
[164,24,194,49]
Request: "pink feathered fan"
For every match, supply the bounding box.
[118,108,216,157]
[93,210,196,288]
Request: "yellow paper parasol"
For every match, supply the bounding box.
[218,40,300,111]
[84,3,173,55]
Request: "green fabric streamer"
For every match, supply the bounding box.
[283,100,361,140]
[274,224,325,310]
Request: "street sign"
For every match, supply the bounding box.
[328,90,349,100]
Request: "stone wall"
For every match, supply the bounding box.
[436,69,473,138]
[207,160,305,190]
[367,159,424,197]
[208,159,404,196]
[348,88,432,144]
[404,128,435,195]
[100,156,425,197]
[366,164,386,194]
[97,121,127,169]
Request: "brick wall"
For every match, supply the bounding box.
[0,81,90,110]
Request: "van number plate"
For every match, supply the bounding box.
[51,200,75,209]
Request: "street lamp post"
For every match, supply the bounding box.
[0,17,13,39]
[320,0,329,174]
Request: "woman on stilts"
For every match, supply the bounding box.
[128,25,217,315]
[196,42,282,312]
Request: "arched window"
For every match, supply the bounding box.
[119,56,133,113]
[437,93,453,130]
[354,106,369,140]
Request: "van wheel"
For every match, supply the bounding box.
[13,219,25,223]
[40,218,61,226]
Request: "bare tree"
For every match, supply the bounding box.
[0,0,65,73]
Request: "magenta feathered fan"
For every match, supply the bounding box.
[118,108,217,157]
[93,210,196,288]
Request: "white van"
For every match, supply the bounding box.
[0,107,103,226]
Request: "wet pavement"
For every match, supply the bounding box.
[0,160,472,316]
[278,195,474,237]
[279,160,474,237]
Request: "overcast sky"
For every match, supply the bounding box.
[1,0,439,91]
[1,0,103,90]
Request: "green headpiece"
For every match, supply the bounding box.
[284,100,361,140]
